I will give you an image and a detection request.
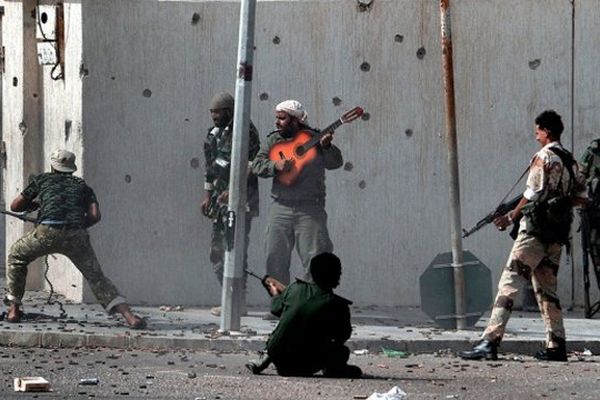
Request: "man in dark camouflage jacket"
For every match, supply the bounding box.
[579,139,600,292]
[3,150,145,329]
[200,92,260,316]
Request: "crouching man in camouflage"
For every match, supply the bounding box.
[3,150,146,329]
[461,110,587,362]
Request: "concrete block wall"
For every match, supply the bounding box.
[3,0,600,307]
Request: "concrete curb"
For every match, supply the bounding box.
[2,329,600,355]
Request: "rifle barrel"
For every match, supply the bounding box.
[1,210,37,223]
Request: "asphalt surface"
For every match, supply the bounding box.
[2,283,600,357]
[2,347,600,399]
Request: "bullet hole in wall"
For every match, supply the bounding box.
[394,34,404,43]
[416,47,426,60]
[13,77,18,87]
[111,76,116,81]
[405,129,413,138]
[272,36,281,45]
[184,118,190,122]
[143,89,152,98]
[529,59,541,70]
[361,112,370,121]
[357,0,374,12]
[259,92,269,101]
[32,93,39,98]
[358,180,367,189]
[360,62,371,72]
[124,175,132,183]
[332,97,342,106]
[191,12,200,25]
[344,162,354,171]
[190,158,200,169]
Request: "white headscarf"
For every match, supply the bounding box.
[275,100,308,123]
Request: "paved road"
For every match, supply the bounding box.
[1,346,599,399]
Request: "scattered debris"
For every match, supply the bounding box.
[381,348,408,358]
[14,377,51,392]
[583,348,593,356]
[353,349,369,355]
[79,378,99,385]
[159,305,184,312]
[366,386,407,400]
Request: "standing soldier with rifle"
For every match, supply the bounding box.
[578,138,600,317]
[200,92,260,317]
[461,110,587,362]
[3,150,145,329]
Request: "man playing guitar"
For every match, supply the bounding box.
[252,100,343,318]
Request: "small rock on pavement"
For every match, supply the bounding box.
[188,372,197,379]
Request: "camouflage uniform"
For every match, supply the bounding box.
[483,142,587,347]
[203,122,260,284]
[251,128,342,284]
[578,139,600,288]
[4,172,127,312]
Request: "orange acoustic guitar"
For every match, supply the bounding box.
[268,106,364,186]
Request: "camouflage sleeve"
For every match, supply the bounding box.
[524,155,546,201]
[248,122,260,162]
[251,135,277,178]
[572,163,589,200]
[579,148,593,180]
[85,185,99,206]
[21,175,40,200]
[203,129,217,190]
[322,144,344,170]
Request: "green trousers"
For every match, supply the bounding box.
[4,225,126,312]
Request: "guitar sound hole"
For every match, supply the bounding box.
[295,147,305,157]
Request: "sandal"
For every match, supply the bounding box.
[128,316,147,330]
[6,306,23,323]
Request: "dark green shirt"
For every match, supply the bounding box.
[266,280,352,359]
[22,172,97,227]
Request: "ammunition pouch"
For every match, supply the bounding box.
[522,196,573,244]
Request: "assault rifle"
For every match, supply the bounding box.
[245,269,286,297]
[1,210,37,223]
[462,195,522,239]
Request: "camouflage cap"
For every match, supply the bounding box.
[50,149,77,173]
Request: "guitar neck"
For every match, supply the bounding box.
[303,119,343,150]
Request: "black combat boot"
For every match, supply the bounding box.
[534,338,567,362]
[460,340,498,360]
[245,355,272,375]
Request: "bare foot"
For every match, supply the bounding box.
[113,303,147,330]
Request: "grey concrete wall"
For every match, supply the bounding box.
[5,0,600,307]
[2,0,45,290]
[41,1,87,302]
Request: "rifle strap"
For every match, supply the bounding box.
[547,145,576,195]
[498,166,530,205]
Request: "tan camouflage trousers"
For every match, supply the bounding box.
[4,225,126,312]
[483,230,565,347]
